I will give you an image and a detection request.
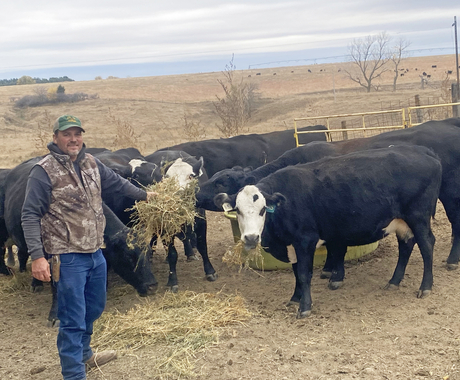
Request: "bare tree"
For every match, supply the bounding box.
[213,55,257,137]
[344,32,391,92]
[391,37,411,91]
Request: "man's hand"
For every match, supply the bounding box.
[31,257,51,282]
[146,191,158,201]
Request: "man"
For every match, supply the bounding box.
[21,115,156,380]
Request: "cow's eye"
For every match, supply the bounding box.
[236,208,240,215]
[259,208,266,216]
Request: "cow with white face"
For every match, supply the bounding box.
[215,145,442,318]
[164,157,204,189]
[128,158,160,186]
[231,185,268,251]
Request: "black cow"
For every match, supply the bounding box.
[200,118,460,271]
[95,148,160,186]
[215,145,442,318]
[155,126,327,177]
[1,157,157,316]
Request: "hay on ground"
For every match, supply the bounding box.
[0,271,32,293]
[92,290,251,378]
[127,177,199,254]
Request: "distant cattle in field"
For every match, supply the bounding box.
[215,145,442,318]
[432,65,437,68]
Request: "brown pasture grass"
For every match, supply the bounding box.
[0,54,457,169]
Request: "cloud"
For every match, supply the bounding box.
[0,0,456,77]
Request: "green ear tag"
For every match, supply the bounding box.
[266,205,276,213]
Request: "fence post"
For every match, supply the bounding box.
[453,83,460,117]
[341,121,348,140]
[414,95,423,123]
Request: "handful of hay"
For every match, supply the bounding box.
[127,177,199,254]
[223,240,264,272]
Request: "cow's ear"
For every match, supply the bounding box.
[264,192,286,209]
[193,157,204,177]
[243,175,256,186]
[214,193,236,211]
[110,163,131,178]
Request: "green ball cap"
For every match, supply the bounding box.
[53,115,85,133]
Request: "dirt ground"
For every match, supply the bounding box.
[1,54,460,380]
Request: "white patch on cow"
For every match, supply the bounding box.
[286,240,324,264]
[129,159,144,174]
[383,219,414,242]
[235,185,266,246]
[287,245,297,263]
[165,158,195,189]
[316,239,326,248]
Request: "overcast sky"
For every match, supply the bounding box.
[0,1,458,81]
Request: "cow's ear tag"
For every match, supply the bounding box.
[266,205,276,213]
[222,203,233,212]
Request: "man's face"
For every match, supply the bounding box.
[53,127,83,160]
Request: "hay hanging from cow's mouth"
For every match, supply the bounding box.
[127,177,199,254]
[92,290,251,378]
[223,240,264,271]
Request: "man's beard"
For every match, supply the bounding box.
[68,147,81,157]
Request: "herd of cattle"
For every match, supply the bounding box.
[1,118,460,320]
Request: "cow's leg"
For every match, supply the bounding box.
[165,241,179,292]
[292,238,316,318]
[48,280,59,328]
[194,211,217,281]
[412,225,435,298]
[6,245,15,267]
[320,252,333,279]
[0,247,11,275]
[325,243,347,290]
[17,247,29,273]
[440,195,460,269]
[384,237,416,291]
[183,225,198,261]
[287,264,301,305]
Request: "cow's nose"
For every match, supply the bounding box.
[243,234,259,250]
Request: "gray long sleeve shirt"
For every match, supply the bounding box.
[22,147,147,261]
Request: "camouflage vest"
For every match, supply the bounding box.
[38,152,105,255]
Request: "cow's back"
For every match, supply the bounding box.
[158,135,269,177]
[260,145,441,245]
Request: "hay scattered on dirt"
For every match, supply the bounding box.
[92,290,251,377]
[0,271,32,293]
[223,240,264,271]
[127,177,199,254]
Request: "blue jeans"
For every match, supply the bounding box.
[56,249,107,380]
